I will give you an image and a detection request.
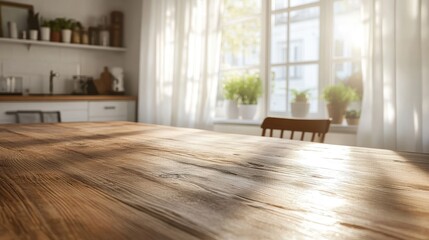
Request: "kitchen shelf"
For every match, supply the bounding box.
[0,38,126,52]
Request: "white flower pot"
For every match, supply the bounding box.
[291,102,310,118]
[225,100,239,119]
[238,104,257,120]
[61,29,72,43]
[29,30,38,41]
[40,27,50,41]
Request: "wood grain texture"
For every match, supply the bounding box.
[0,122,428,240]
[0,95,137,102]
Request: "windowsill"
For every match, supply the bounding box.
[213,118,358,134]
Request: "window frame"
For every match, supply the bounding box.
[217,0,362,120]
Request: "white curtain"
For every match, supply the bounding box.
[358,0,429,153]
[138,0,221,129]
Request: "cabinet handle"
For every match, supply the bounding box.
[104,106,116,110]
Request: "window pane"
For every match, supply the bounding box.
[271,13,288,64]
[272,0,288,10]
[289,64,319,113]
[290,7,320,62]
[333,0,362,58]
[221,19,261,69]
[270,66,287,112]
[290,0,319,7]
[223,0,261,23]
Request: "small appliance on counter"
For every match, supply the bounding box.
[72,75,98,95]
[0,76,23,95]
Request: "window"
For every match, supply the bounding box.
[217,0,362,118]
[216,0,262,117]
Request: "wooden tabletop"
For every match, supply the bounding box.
[0,95,137,102]
[0,122,428,240]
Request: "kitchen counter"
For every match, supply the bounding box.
[0,95,137,102]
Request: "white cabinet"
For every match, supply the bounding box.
[88,101,136,122]
[0,100,136,124]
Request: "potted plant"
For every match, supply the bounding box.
[222,75,241,119]
[290,89,310,118]
[50,19,61,42]
[57,18,74,43]
[345,110,360,126]
[322,83,358,124]
[236,73,262,120]
[71,21,82,44]
[40,19,50,41]
[27,11,39,40]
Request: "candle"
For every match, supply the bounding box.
[76,64,81,76]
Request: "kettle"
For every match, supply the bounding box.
[110,67,125,94]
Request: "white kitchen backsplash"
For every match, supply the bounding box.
[0,44,125,94]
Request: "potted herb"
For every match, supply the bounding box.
[222,75,241,119]
[50,19,61,42]
[290,89,310,118]
[40,18,50,41]
[71,21,82,44]
[236,73,262,120]
[27,11,39,40]
[322,83,358,124]
[345,110,360,126]
[57,18,74,43]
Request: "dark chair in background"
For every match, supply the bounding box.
[8,111,62,124]
[42,111,62,123]
[261,117,331,143]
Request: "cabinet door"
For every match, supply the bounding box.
[88,101,136,122]
[0,102,89,124]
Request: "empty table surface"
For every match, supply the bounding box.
[0,122,428,240]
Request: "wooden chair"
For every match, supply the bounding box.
[16,111,43,124]
[42,111,62,123]
[261,117,331,143]
[9,111,62,124]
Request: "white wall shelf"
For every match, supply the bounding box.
[0,38,126,52]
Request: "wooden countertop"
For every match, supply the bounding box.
[0,95,137,102]
[0,122,428,239]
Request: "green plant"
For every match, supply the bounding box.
[291,89,310,103]
[223,75,241,101]
[49,19,61,32]
[345,110,361,119]
[40,18,50,28]
[322,83,358,105]
[236,73,262,105]
[55,18,74,30]
[28,11,40,30]
[72,21,83,30]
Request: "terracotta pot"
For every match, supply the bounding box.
[327,103,347,124]
[51,31,61,42]
[346,118,360,126]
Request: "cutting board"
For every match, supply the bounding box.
[94,67,113,95]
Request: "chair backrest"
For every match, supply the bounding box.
[42,111,61,123]
[16,111,43,124]
[261,117,331,143]
[12,111,62,124]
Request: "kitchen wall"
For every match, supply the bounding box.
[0,0,142,95]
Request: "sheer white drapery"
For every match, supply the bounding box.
[138,0,221,129]
[358,0,429,153]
